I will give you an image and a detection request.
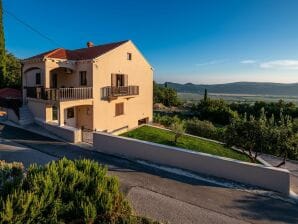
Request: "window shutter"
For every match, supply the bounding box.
[111,74,116,86]
[124,74,128,86]
[115,103,124,116]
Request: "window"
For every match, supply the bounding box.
[80,71,87,86]
[36,73,41,85]
[116,74,125,87]
[67,108,74,119]
[111,74,128,87]
[115,102,124,116]
[52,106,58,120]
[127,53,132,60]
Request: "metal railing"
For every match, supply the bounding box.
[101,85,139,99]
[25,87,93,101]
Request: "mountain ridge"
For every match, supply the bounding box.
[161,82,298,96]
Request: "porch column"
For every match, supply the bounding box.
[58,105,64,126]
[44,60,51,88]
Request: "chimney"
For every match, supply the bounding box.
[87,41,94,48]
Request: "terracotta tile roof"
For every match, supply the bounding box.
[0,88,22,99]
[24,40,129,61]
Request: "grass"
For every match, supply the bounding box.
[121,125,252,162]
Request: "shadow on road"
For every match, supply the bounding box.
[227,194,298,223]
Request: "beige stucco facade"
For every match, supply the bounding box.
[22,40,153,142]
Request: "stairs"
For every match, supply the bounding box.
[19,105,34,126]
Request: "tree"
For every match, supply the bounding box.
[203,88,208,102]
[153,81,180,107]
[293,118,298,133]
[192,98,238,125]
[5,52,21,88]
[170,120,185,143]
[272,115,297,167]
[0,0,7,87]
[225,110,270,162]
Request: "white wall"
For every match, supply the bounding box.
[93,131,290,195]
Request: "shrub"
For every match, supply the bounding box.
[185,118,215,138]
[0,158,159,224]
[184,118,225,141]
[0,160,24,197]
[154,114,180,127]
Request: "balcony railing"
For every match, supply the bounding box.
[25,87,93,101]
[101,86,139,99]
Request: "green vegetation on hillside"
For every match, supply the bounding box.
[121,125,251,162]
[0,158,159,224]
[153,81,180,107]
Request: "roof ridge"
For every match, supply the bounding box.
[71,40,129,52]
[44,48,65,58]
[23,40,130,61]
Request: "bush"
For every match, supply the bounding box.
[153,114,180,127]
[0,158,159,224]
[185,119,215,139]
[184,118,225,141]
[0,160,24,197]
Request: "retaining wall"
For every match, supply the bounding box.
[93,131,290,194]
[35,119,81,143]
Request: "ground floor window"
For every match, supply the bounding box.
[115,102,124,116]
[138,117,149,125]
[52,106,58,120]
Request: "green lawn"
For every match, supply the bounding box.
[121,125,252,162]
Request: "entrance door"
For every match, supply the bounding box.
[51,73,58,88]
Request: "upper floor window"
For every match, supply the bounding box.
[35,73,41,85]
[127,53,132,60]
[80,71,87,86]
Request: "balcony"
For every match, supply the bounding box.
[25,87,93,102]
[101,86,139,100]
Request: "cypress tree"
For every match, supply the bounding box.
[204,88,208,102]
[0,0,6,88]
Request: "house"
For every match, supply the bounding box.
[21,40,153,142]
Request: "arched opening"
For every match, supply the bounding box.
[49,67,75,88]
[23,67,42,87]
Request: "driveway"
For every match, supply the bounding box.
[0,123,298,224]
[0,138,57,167]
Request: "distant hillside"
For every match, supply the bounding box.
[162,82,298,96]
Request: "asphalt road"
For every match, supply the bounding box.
[0,123,298,224]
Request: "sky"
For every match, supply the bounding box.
[3,0,298,84]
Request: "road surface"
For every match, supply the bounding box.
[0,123,298,224]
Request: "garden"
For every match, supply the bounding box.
[121,125,252,163]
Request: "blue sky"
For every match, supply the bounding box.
[3,0,298,84]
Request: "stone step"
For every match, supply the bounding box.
[19,105,34,126]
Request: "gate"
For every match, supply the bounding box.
[81,128,93,144]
